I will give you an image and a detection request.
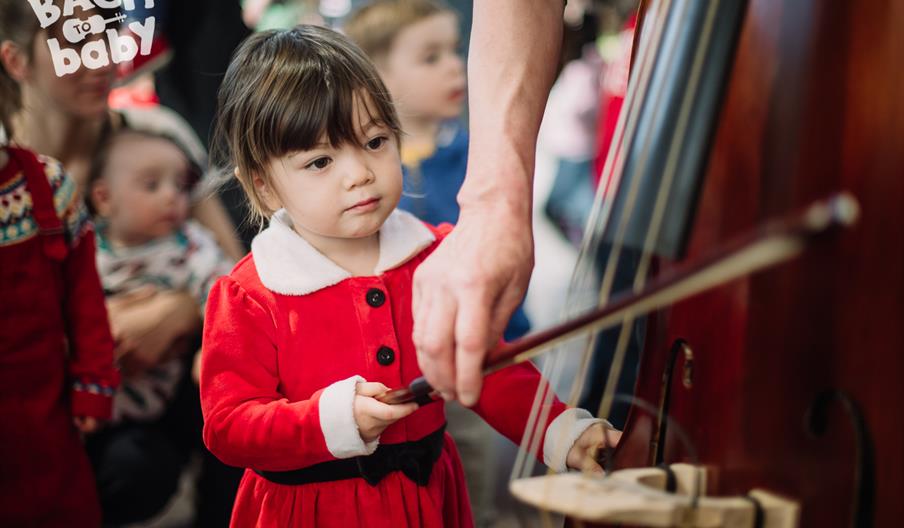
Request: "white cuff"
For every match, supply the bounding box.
[543,408,609,472]
[319,375,380,458]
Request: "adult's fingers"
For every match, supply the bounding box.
[413,284,458,400]
[107,284,157,310]
[454,286,493,407]
[74,416,100,434]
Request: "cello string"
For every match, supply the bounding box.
[595,0,688,314]
[541,0,675,476]
[520,0,671,482]
[557,0,673,409]
[584,0,695,425]
[522,0,673,483]
[512,0,672,486]
[595,0,722,427]
[560,4,657,408]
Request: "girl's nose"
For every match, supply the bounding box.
[344,159,376,189]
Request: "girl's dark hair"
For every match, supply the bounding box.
[211,24,402,227]
[0,0,40,139]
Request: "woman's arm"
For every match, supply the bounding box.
[191,194,246,262]
[63,231,120,420]
[108,288,201,376]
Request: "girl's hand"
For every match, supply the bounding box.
[353,382,419,442]
[73,416,101,435]
[565,422,623,474]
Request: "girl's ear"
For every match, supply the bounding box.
[240,167,281,211]
[0,41,30,83]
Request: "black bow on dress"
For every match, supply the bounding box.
[356,426,445,486]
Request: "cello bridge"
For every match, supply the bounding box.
[509,463,799,527]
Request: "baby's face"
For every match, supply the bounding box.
[379,12,466,122]
[98,134,192,245]
[261,97,403,249]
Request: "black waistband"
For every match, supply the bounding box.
[255,424,446,487]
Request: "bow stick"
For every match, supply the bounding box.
[377,193,859,406]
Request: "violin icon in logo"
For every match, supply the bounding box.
[62,13,128,44]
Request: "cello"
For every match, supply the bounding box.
[510,0,903,525]
[382,0,903,525]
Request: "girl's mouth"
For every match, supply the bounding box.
[347,197,380,212]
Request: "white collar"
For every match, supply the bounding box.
[250,208,436,295]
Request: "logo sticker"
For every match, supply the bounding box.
[27,0,156,77]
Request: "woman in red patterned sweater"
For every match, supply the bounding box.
[0,37,118,528]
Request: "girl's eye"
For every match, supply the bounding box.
[306,157,332,170]
[424,53,440,65]
[366,136,387,150]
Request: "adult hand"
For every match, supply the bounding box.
[413,202,534,407]
[354,382,419,442]
[107,288,201,376]
[411,0,562,406]
[73,416,101,435]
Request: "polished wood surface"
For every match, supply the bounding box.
[607,1,904,526]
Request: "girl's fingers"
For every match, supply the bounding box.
[580,453,605,475]
[604,427,622,449]
[388,402,419,420]
[355,381,389,397]
[357,397,418,422]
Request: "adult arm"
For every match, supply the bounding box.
[191,195,246,263]
[64,232,120,419]
[412,0,564,406]
[108,289,201,376]
[50,166,120,419]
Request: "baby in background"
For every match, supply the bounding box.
[88,129,232,422]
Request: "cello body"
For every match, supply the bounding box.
[607,1,904,526]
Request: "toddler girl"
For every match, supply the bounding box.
[202,25,618,527]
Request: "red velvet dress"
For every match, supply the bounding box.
[201,209,569,527]
[0,148,118,526]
